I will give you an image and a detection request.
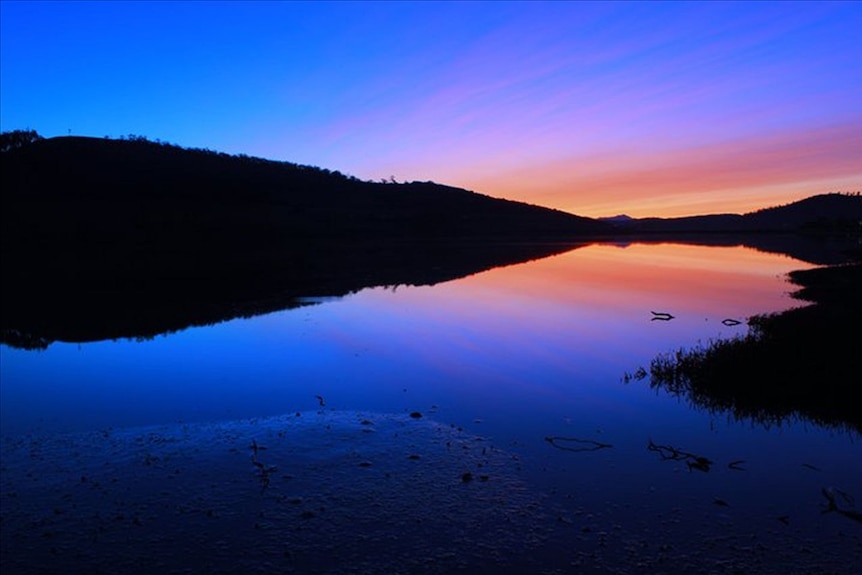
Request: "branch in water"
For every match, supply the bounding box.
[545,436,613,452]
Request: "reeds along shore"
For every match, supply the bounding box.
[643,261,862,434]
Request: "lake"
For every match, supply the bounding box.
[1,241,859,574]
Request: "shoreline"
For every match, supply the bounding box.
[644,259,862,433]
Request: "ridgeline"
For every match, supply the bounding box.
[2,131,860,347]
[1,134,607,246]
[1,133,604,347]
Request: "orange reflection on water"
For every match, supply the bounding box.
[447,242,815,322]
[337,241,819,404]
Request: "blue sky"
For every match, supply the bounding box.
[2,1,861,216]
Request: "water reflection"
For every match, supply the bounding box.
[2,242,859,573]
[644,261,862,434]
[0,239,582,348]
[0,242,821,436]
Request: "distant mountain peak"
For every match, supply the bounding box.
[598,214,635,223]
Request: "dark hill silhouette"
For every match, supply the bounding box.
[1,135,608,243]
[609,193,862,235]
[645,261,862,434]
[1,132,859,348]
[1,134,604,348]
[597,214,635,223]
[746,193,862,231]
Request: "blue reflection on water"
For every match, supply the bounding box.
[2,242,860,572]
[0,242,839,439]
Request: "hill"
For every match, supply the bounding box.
[2,131,859,347]
[608,193,862,234]
[1,134,608,245]
[1,134,603,347]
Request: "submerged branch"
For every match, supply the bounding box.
[647,439,712,472]
[639,263,862,435]
[544,436,613,453]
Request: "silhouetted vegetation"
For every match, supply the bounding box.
[0,129,42,152]
[3,131,860,348]
[641,262,862,434]
[609,192,862,238]
[0,132,613,347]
[1,132,607,242]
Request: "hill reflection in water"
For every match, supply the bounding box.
[1,239,583,348]
[2,232,854,350]
[2,241,859,574]
[0,241,827,434]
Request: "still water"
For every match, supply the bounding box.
[2,242,859,574]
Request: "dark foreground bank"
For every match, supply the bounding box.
[642,260,862,434]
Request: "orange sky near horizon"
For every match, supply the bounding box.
[2,2,861,220]
[455,120,862,218]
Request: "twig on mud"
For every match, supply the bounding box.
[647,439,712,472]
[821,487,862,524]
[544,436,613,452]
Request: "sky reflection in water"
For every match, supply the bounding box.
[0,242,821,437]
[3,241,860,572]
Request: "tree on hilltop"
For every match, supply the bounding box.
[0,129,43,152]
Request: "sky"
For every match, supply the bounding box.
[1,1,861,218]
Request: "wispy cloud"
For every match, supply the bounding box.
[460,121,862,217]
[2,1,860,215]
